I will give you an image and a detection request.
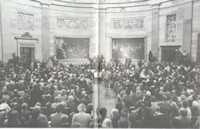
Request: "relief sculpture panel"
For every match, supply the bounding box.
[112,17,144,30]
[57,18,88,29]
[166,14,176,42]
[18,12,34,30]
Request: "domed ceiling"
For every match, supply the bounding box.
[55,0,148,4]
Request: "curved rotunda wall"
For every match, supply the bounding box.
[0,0,199,63]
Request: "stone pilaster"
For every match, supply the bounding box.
[182,0,193,55]
[99,9,106,60]
[151,4,160,59]
[41,2,51,61]
[0,0,3,61]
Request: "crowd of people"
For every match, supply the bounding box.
[102,60,200,128]
[0,53,200,128]
[0,55,95,127]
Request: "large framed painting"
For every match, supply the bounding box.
[56,37,89,59]
[112,38,144,60]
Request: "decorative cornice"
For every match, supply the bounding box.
[14,0,195,12]
[15,32,38,41]
[32,0,52,5]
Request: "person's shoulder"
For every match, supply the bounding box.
[39,113,48,119]
[62,113,69,118]
[50,113,57,117]
[84,113,91,118]
[72,113,79,117]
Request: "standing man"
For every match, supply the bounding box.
[148,51,153,63]
[71,103,91,127]
[104,69,111,88]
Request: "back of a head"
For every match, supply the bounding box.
[162,95,167,101]
[8,110,19,120]
[21,103,28,110]
[45,102,51,108]
[172,117,180,128]
[54,96,60,102]
[182,101,188,108]
[126,89,130,95]
[31,106,41,114]
[118,117,128,128]
[61,115,69,123]
[179,108,187,117]
[111,108,119,118]
[77,103,86,112]
[99,107,107,118]
[56,103,64,113]
[102,118,112,128]
[121,111,128,118]
[87,103,93,112]
[31,108,40,119]
[115,103,122,112]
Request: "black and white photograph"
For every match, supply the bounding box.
[0,0,200,128]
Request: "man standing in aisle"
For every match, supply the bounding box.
[71,103,91,127]
[104,69,111,88]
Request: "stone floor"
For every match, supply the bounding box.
[94,82,117,117]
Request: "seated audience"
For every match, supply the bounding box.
[0,55,199,128]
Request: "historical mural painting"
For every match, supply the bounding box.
[56,38,89,59]
[166,14,176,42]
[112,38,144,59]
[18,12,34,30]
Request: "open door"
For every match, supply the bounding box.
[161,46,180,62]
[20,47,35,68]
